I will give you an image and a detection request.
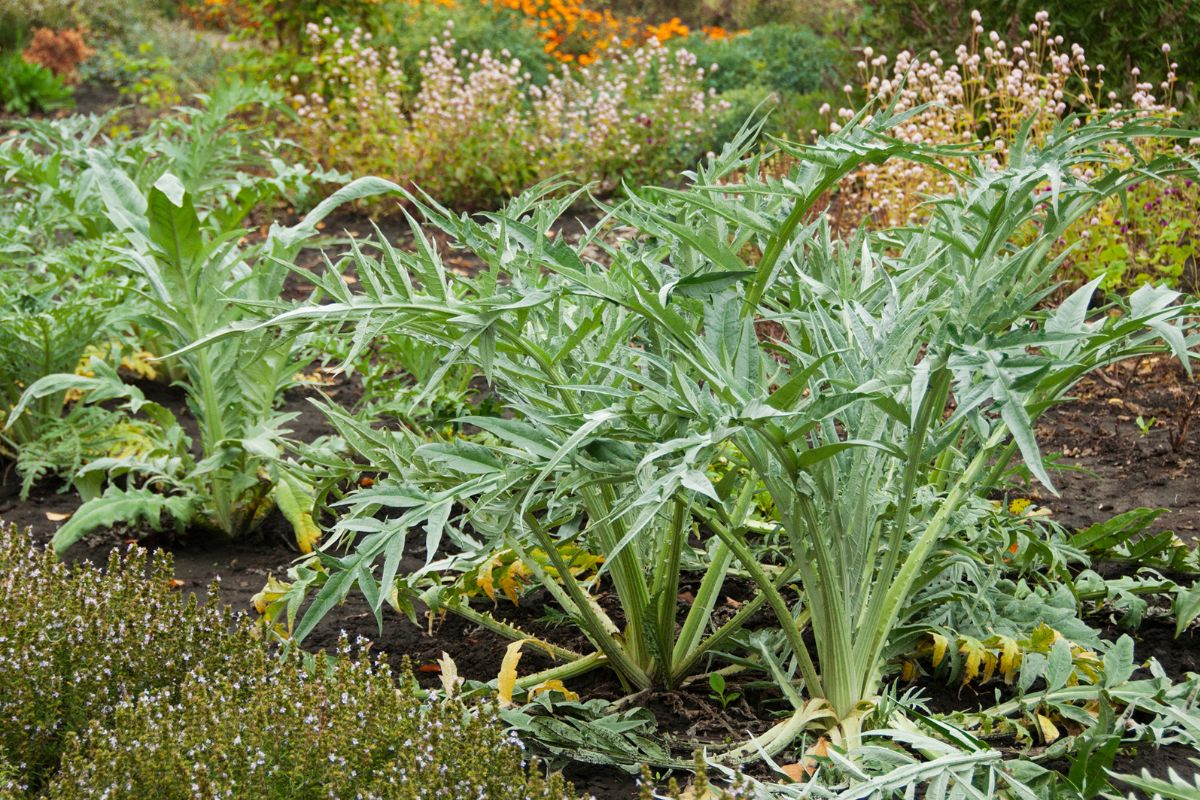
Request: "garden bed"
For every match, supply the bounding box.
[3,3,1200,796]
[4,327,1198,799]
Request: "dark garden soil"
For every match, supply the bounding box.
[0,81,156,130]
[1032,355,1200,540]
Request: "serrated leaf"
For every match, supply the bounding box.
[416,441,503,474]
[497,640,525,709]
[272,472,321,554]
[1174,584,1200,637]
[51,487,193,554]
[1045,637,1073,692]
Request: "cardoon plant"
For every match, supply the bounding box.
[191,111,1197,757]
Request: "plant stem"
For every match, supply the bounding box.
[651,497,688,682]
[704,514,824,698]
[523,512,651,690]
[444,599,583,663]
[514,651,608,690]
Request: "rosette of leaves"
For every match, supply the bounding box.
[0,50,73,114]
[9,167,355,552]
[195,111,1198,761]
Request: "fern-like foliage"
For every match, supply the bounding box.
[14,407,173,500]
[51,486,196,553]
[0,288,111,456]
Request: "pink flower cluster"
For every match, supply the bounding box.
[286,20,726,207]
[401,27,727,204]
[526,40,727,191]
[290,21,410,165]
[819,10,1182,226]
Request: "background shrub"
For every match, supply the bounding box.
[384,1,554,87]
[20,28,93,82]
[596,0,858,31]
[683,24,833,96]
[681,23,837,138]
[0,51,73,114]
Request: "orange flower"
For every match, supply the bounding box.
[451,0,722,64]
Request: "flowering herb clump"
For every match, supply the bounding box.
[46,645,576,800]
[290,22,726,208]
[0,525,577,799]
[822,11,1181,227]
[816,10,1194,293]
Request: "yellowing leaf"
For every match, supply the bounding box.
[497,640,525,708]
[528,679,578,701]
[779,762,811,782]
[980,651,998,685]
[497,560,531,605]
[807,737,830,759]
[960,637,985,684]
[271,473,322,554]
[930,633,949,667]
[466,545,603,606]
[45,511,71,522]
[251,575,292,616]
[998,636,1021,684]
[476,557,498,602]
[438,651,462,696]
[1029,623,1059,652]
[1036,713,1060,744]
[119,350,159,381]
[294,512,321,554]
[1072,647,1102,684]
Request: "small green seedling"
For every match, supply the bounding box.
[708,673,741,710]
[1135,415,1157,435]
